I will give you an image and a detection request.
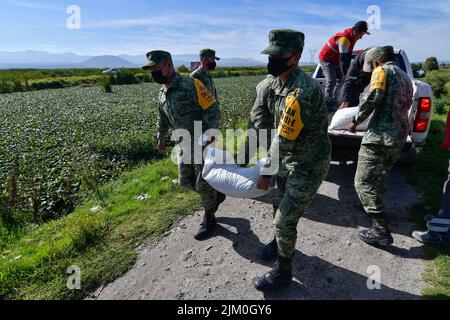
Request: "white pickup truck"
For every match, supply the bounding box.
[312,49,434,162]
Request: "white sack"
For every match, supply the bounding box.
[202,147,272,199]
[329,107,371,131]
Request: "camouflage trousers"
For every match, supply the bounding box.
[179,162,218,213]
[273,159,330,258]
[354,143,403,219]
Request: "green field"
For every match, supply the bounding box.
[0,76,264,234]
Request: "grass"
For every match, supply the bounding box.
[406,110,450,299]
[0,158,201,299]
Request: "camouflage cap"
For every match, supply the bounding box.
[142,50,172,70]
[200,48,221,60]
[261,29,305,55]
[362,47,379,73]
[372,46,394,61]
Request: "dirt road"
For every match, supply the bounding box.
[95,162,427,300]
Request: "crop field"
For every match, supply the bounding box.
[0,75,265,228]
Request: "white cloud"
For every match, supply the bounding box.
[9,0,62,11]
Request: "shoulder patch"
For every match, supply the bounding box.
[336,36,350,47]
[278,90,304,140]
[193,78,216,110]
[370,66,387,91]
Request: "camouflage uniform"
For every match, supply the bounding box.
[267,68,331,258]
[156,71,222,213]
[246,75,276,163]
[191,67,218,101]
[254,29,331,292]
[353,49,413,226]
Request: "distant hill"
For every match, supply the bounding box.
[0,50,266,69]
[80,55,139,68]
[0,50,91,65]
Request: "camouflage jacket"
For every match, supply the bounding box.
[354,62,413,146]
[267,69,331,172]
[249,75,276,130]
[190,68,218,101]
[156,72,221,140]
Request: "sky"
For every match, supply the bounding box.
[1,0,450,62]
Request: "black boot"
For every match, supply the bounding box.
[194,211,217,240]
[254,256,293,291]
[358,217,393,246]
[260,238,278,261]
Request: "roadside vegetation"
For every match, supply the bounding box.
[0,66,316,94]
[407,65,450,299]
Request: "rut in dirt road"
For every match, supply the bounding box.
[94,162,427,300]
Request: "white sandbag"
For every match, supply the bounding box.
[202,147,272,199]
[328,107,371,131]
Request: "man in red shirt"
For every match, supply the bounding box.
[319,21,371,112]
[413,110,450,245]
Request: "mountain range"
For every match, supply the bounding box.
[0,50,266,69]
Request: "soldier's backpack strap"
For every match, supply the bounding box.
[278,88,304,141]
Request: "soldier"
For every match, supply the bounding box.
[338,47,378,110]
[245,74,276,164]
[254,30,331,291]
[347,46,413,246]
[142,50,225,241]
[190,49,220,101]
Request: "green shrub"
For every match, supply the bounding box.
[425,71,447,98]
[434,98,448,115]
[135,73,153,83]
[424,57,440,71]
[177,65,190,73]
[111,70,139,85]
[101,77,113,93]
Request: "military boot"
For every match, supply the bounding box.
[359,216,393,246]
[260,237,278,261]
[194,211,217,240]
[254,256,293,291]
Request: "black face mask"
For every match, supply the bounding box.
[151,70,168,84]
[267,54,295,77]
[207,61,217,71]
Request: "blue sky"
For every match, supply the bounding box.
[1,0,449,62]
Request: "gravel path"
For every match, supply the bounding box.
[95,162,427,300]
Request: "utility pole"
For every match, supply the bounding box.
[309,49,317,66]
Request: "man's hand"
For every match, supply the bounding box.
[157,137,166,153]
[256,175,272,190]
[338,102,350,110]
[347,122,357,133]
